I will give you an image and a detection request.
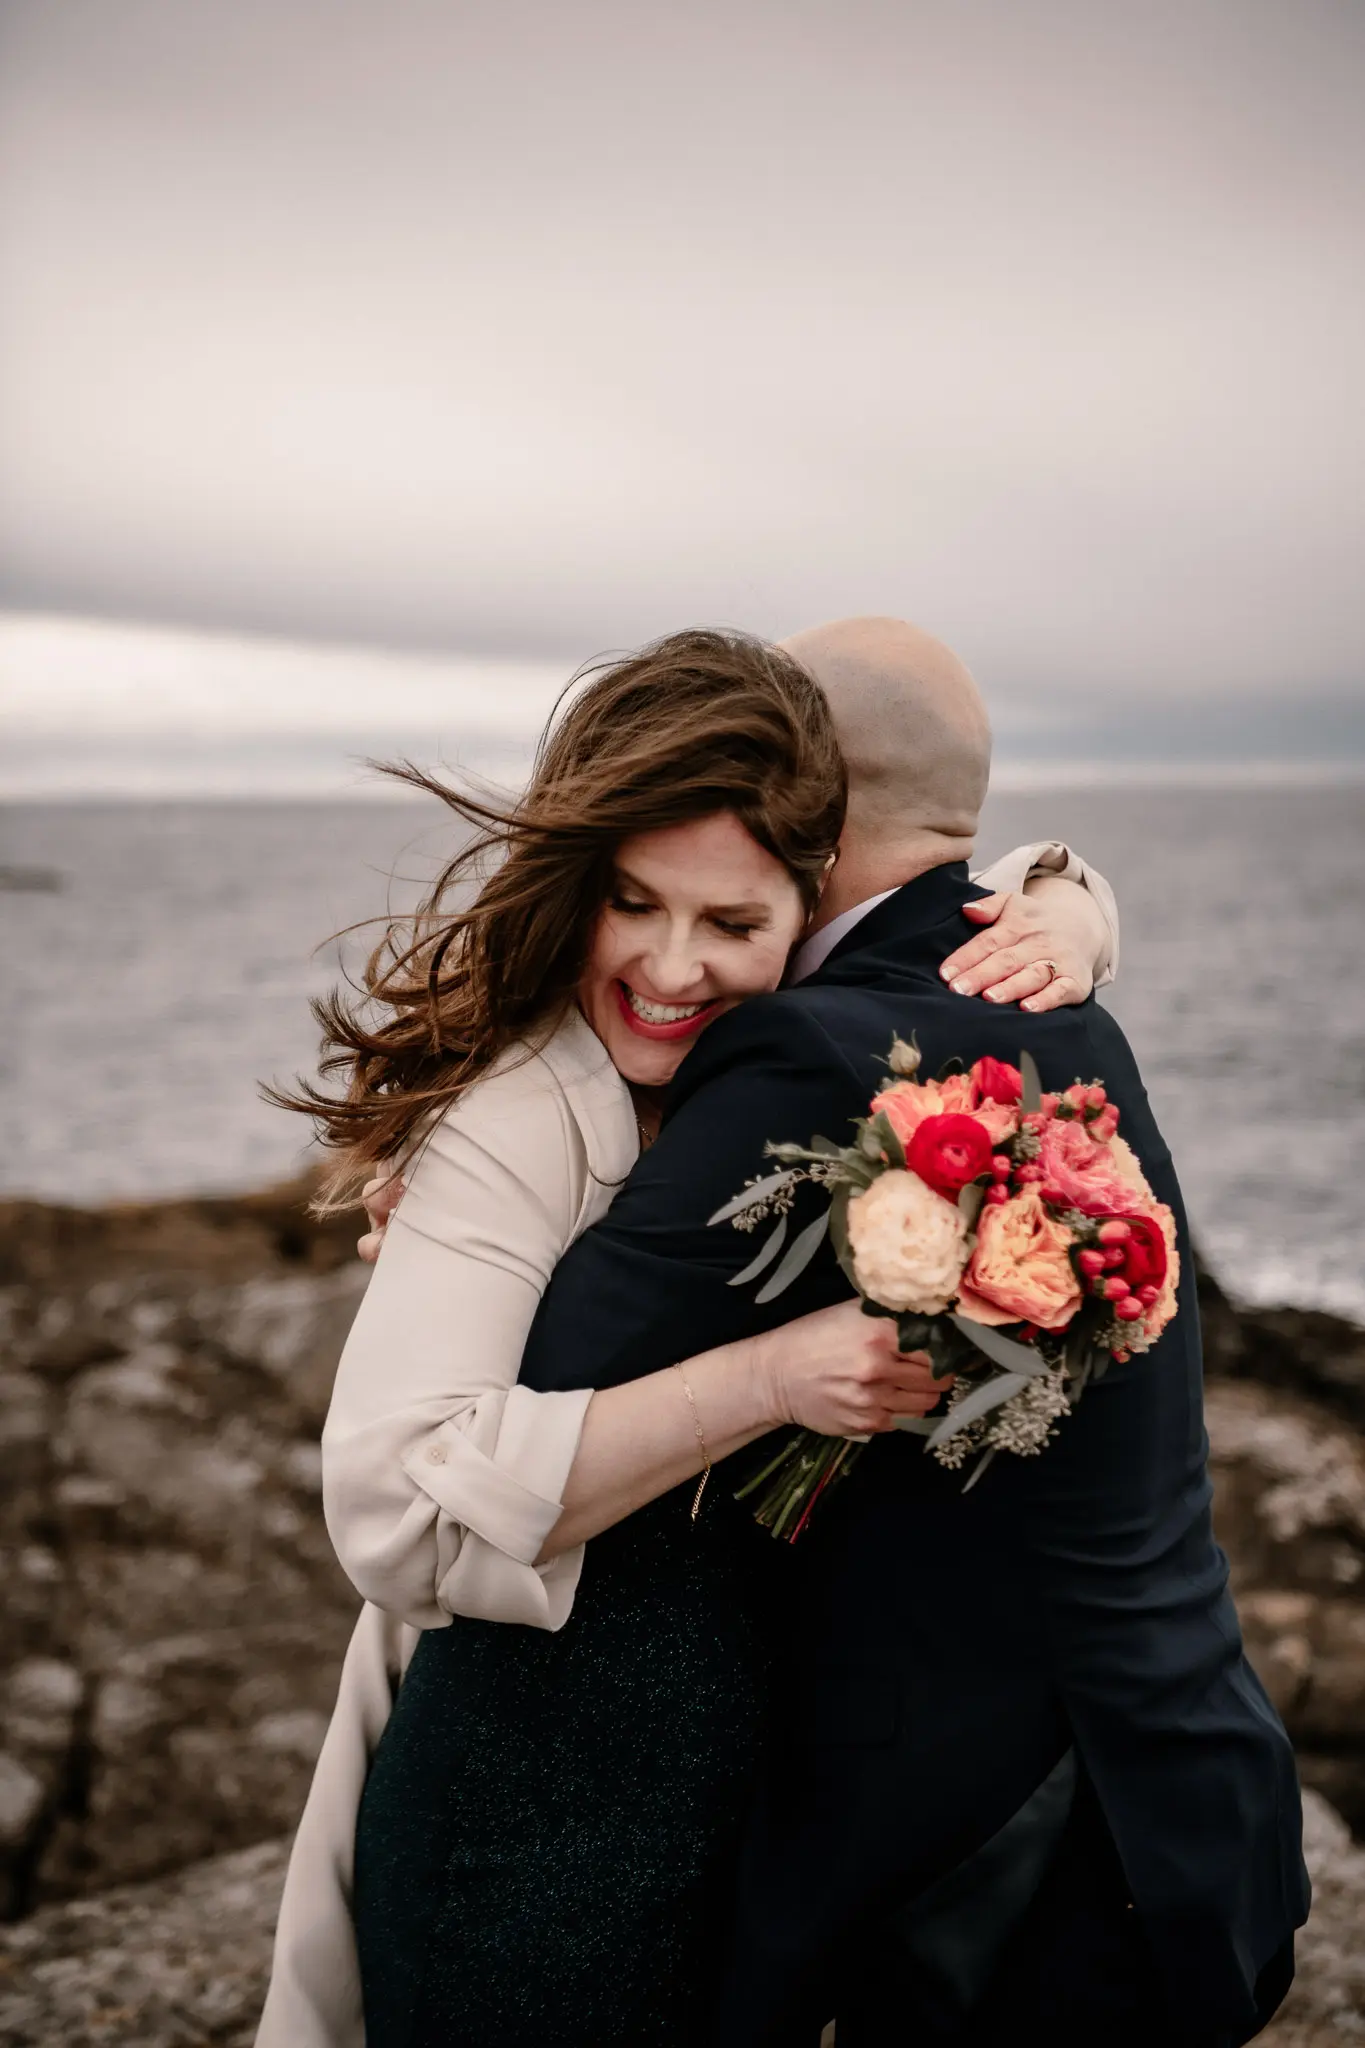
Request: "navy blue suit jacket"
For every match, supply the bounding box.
[518,865,1308,2040]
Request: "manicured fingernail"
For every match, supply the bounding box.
[1022,998,1041,1012]
[952,978,972,995]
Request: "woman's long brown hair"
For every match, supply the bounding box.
[270,628,846,1207]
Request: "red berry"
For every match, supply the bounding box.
[1103,1247,1126,1270]
[1138,1283,1160,1305]
[1077,1249,1106,1276]
[1114,1296,1145,1321]
[1111,1349,1130,1364]
[1085,1085,1106,1110]
[1103,1277,1130,1301]
[991,1154,1013,1181]
[1017,1323,1038,1342]
[1097,1219,1131,1244]
[985,1183,1010,1205]
[1016,1163,1046,1183]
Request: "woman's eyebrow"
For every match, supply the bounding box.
[704,899,772,921]
[613,866,772,922]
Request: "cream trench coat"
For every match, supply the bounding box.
[254,842,1117,2048]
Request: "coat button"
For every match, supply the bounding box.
[426,1444,448,1464]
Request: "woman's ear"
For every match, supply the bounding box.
[817,850,838,897]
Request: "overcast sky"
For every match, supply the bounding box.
[1,0,1362,770]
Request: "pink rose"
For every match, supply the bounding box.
[957,1187,1084,1332]
[1036,1119,1137,1217]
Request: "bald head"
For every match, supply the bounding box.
[780,616,992,917]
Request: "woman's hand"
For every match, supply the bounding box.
[940,878,1107,1012]
[357,1173,405,1263]
[754,1299,946,1437]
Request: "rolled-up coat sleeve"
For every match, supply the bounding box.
[321,1060,595,1633]
[973,839,1121,985]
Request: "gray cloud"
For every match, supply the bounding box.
[1,0,1362,705]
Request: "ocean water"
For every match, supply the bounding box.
[1,787,1360,1324]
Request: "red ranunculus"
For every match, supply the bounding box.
[972,1056,1023,1105]
[1115,1213,1168,1292]
[906,1113,994,1200]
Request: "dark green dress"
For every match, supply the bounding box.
[353,1483,773,2047]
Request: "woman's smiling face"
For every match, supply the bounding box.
[578,810,809,1088]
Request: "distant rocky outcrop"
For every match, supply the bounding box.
[0,1185,1361,2044]
[0,1180,364,1925]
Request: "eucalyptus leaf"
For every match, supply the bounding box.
[950,1314,1050,1377]
[891,1415,937,1436]
[928,1369,1032,1449]
[1067,1353,1093,1400]
[961,1447,999,1494]
[867,1109,906,1170]
[828,1183,858,1288]
[756,1210,831,1303]
[957,1182,987,1229]
[811,1134,843,1157]
[1020,1050,1043,1115]
[727,1215,788,1288]
[708,1169,795,1227]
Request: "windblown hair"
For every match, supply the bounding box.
[271,629,846,1207]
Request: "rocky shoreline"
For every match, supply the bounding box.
[0,1182,1362,2045]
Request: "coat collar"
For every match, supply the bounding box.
[807,862,983,985]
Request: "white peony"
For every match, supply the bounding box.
[847,1168,970,1315]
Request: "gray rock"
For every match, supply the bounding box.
[1259,1790,1365,2044]
[0,1752,44,1850]
[0,1835,288,2047]
[250,1709,328,1764]
[204,1267,368,1426]
[1,1661,84,1794]
[1207,1378,1365,1831]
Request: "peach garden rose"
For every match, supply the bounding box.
[958,1186,1084,1331]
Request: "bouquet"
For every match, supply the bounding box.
[711,1036,1179,1538]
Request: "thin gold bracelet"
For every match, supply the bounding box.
[672,1363,712,1523]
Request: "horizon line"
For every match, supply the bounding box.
[3,759,1364,804]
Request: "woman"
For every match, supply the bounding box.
[259,629,1116,2047]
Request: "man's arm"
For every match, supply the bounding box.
[517,997,869,1397]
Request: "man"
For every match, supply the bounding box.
[514,618,1307,2045]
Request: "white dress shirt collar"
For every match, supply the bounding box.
[788,890,898,985]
